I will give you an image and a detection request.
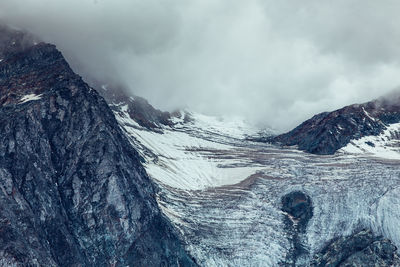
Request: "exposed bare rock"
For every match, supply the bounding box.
[0,27,196,266]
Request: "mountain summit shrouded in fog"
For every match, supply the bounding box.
[2,0,400,131]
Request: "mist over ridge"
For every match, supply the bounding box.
[1,0,400,131]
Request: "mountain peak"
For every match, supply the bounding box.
[268,94,400,155]
[0,39,78,106]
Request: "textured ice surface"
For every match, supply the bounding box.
[114,106,400,266]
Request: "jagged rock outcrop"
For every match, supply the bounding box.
[311,229,400,267]
[266,96,400,155]
[281,191,313,265]
[282,191,313,233]
[0,26,196,266]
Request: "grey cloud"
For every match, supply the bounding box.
[1,0,400,131]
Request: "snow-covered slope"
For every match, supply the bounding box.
[114,106,269,190]
[340,122,400,160]
[270,96,400,155]
[112,100,400,266]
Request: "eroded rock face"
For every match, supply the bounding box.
[281,191,313,265]
[311,229,400,267]
[282,191,313,233]
[0,27,195,266]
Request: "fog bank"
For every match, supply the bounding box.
[1,0,400,131]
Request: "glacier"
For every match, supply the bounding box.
[114,105,400,266]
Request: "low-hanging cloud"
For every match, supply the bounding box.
[1,0,400,131]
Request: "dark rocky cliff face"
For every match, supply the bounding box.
[312,229,400,267]
[281,191,314,265]
[0,28,195,266]
[267,97,400,155]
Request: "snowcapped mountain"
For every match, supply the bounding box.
[268,95,400,155]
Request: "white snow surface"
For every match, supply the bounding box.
[114,108,267,190]
[340,123,400,160]
[19,93,42,104]
[113,104,400,266]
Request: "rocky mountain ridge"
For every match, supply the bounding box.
[0,25,195,266]
[265,95,400,154]
[98,85,178,130]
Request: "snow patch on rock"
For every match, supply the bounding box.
[19,93,42,104]
[339,123,400,160]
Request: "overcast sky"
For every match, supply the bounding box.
[1,0,400,131]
